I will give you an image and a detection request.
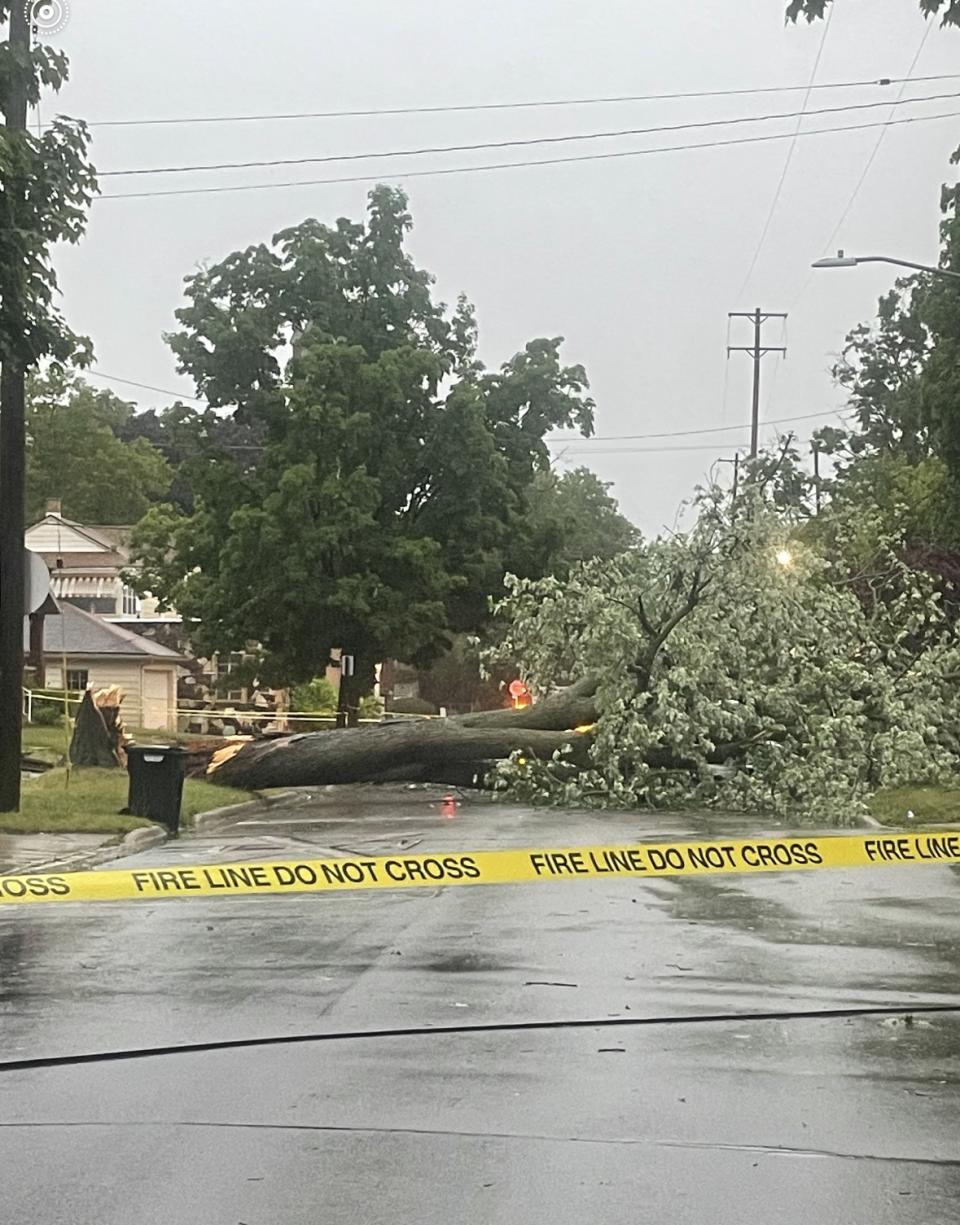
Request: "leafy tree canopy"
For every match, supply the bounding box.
[116,401,265,514]
[508,466,638,580]
[26,369,171,524]
[493,474,960,823]
[0,6,97,369]
[132,186,595,705]
[787,0,960,25]
[806,151,960,572]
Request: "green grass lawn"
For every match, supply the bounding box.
[21,722,72,762]
[4,766,254,836]
[868,786,960,827]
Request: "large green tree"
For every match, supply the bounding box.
[116,401,265,514]
[0,6,96,371]
[808,151,960,577]
[508,466,637,580]
[26,370,171,523]
[133,187,594,720]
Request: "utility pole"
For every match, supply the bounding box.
[0,5,32,812]
[727,308,787,458]
[717,451,740,498]
[812,439,821,514]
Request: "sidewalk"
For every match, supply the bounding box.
[0,826,166,875]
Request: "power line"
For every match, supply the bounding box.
[735,7,834,300]
[75,380,852,447]
[561,442,767,455]
[547,408,851,444]
[789,22,935,312]
[86,369,205,403]
[97,108,960,201]
[67,73,960,129]
[559,430,839,456]
[100,89,960,178]
[561,432,836,456]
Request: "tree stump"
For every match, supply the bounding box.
[69,687,128,768]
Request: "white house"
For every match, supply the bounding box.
[41,603,184,730]
[25,500,179,626]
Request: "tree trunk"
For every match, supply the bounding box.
[206,676,599,791]
[201,673,780,792]
[208,719,592,790]
[69,688,127,768]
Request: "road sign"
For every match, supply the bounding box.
[25,549,51,614]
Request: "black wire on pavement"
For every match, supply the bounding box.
[3,1003,958,1074]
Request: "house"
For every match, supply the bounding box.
[25,500,179,628]
[40,603,184,731]
[25,501,356,723]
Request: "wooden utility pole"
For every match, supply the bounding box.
[727,308,787,458]
[0,5,32,811]
[812,440,822,514]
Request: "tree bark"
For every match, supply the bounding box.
[208,719,592,790]
[69,689,125,768]
[205,676,599,790]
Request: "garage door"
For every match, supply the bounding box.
[141,668,172,731]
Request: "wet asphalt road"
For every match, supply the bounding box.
[1,791,959,1224]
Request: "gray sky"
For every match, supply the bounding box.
[47,0,960,535]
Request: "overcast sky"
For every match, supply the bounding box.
[45,0,960,535]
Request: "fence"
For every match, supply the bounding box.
[22,688,84,724]
[21,687,438,733]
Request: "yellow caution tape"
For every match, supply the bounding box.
[1,830,959,906]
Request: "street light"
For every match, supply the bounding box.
[811,250,960,282]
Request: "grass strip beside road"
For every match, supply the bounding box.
[3,767,254,836]
[868,785,960,827]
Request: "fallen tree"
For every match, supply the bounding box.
[206,480,960,821]
[205,677,599,790]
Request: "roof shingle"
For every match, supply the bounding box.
[42,603,184,660]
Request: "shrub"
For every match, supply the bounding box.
[291,676,337,713]
[30,701,65,727]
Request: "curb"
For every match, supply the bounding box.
[191,790,304,833]
[26,823,168,875]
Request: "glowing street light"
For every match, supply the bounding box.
[775,548,794,568]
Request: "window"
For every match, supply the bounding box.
[121,585,140,616]
[66,669,89,692]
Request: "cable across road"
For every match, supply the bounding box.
[2,1004,957,1073]
[70,73,960,129]
[97,109,960,200]
[99,89,960,178]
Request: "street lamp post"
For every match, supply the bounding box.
[811,250,960,282]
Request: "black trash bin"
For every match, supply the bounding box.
[126,744,186,836]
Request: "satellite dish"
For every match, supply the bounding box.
[25,549,53,614]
